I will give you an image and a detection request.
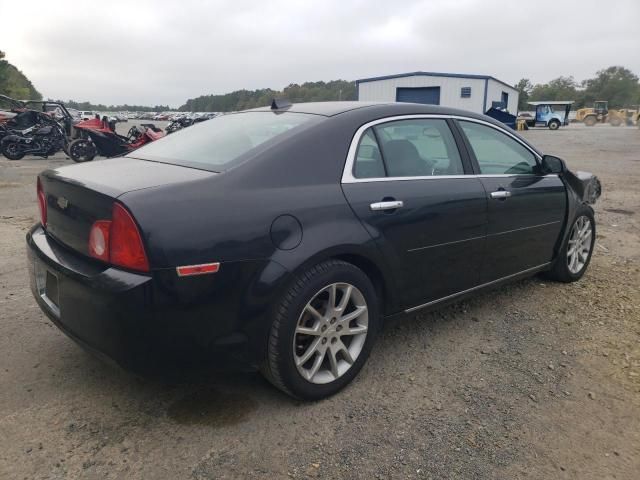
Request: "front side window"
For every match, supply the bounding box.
[458,121,538,175]
[352,119,464,178]
[128,112,321,172]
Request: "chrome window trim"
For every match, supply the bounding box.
[341,114,544,184]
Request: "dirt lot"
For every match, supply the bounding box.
[0,124,638,479]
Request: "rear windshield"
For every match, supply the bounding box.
[128,111,321,172]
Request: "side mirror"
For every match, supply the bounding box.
[541,155,566,174]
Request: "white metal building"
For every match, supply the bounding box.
[356,71,519,114]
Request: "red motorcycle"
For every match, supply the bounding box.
[68,117,164,162]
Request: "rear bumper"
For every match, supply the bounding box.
[26,225,278,373]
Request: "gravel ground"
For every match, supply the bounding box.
[0,123,638,479]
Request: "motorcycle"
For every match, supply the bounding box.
[1,110,41,143]
[165,116,194,134]
[67,117,165,162]
[0,112,68,160]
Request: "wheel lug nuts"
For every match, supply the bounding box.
[331,337,337,344]
[330,318,336,324]
[321,325,327,332]
[322,338,327,344]
[336,325,343,331]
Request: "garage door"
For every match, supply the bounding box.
[396,87,441,105]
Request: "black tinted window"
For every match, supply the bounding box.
[129,112,321,171]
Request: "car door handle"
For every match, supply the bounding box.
[370,200,404,211]
[490,190,512,199]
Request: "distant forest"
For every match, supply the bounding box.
[1,50,638,113]
[178,80,356,112]
[0,50,41,101]
[515,66,640,110]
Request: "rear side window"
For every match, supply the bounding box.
[128,112,321,172]
[352,119,464,178]
[459,121,538,174]
[353,129,385,178]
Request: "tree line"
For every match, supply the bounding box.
[0,50,42,101]
[55,100,171,112]
[515,66,640,110]
[179,80,356,112]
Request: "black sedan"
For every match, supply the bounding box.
[27,101,600,399]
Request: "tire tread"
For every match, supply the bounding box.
[261,259,365,398]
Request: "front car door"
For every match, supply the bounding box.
[535,105,551,126]
[341,116,488,311]
[455,119,566,282]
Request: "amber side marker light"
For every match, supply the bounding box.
[176,263,221,277]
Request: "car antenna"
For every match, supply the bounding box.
[271,98,292,110]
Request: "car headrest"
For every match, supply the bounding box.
[383,139,427,177]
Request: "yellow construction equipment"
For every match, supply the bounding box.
[575,101,633,126]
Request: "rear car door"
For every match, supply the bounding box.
[455,120,566,282]
[341,117,488,310]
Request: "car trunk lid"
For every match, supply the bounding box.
[39,158,214,257]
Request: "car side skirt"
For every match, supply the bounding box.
[402,262,552,315]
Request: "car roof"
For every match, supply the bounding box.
[248,101,493,119]
[528,101,574,106]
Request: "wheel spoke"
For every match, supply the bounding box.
[336,285,352,312]
[327,347,339,379]
[339,305,367,325]
[306,347,326,380]
[347,324,368,335]
[327,284,337,310]
[305,304,323,321]
[296,324,320,336]
[296,337,322,366]
[568,252,576,271]
[337,340,355,364]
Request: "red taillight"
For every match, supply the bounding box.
[110,203,149,272]
[88,203,149,272]
[37,178,47,227]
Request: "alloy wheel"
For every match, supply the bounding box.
[567,215,593,274]
[293,282,369,384]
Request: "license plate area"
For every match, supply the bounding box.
[34,261,60,317]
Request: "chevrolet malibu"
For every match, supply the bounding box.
[27,101,600,400]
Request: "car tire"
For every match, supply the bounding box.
[548,119,561,130]
[68,139,97,162]
[262,259,380,400]
[584,116,597,127]
[546,207,595,283]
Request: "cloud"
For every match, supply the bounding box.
[2,0,639,106]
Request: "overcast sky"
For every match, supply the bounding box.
[2,0,639,107]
